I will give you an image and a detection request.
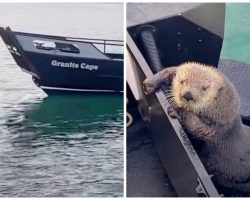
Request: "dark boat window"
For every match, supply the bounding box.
[55,42,80,53]
[33,40,80,54]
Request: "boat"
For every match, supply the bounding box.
[127,3,250,197]
[0,27,123,95]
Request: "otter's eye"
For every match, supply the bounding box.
[180,80,185,84]
[202,86,208,91]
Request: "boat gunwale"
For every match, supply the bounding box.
[12,29,124,46]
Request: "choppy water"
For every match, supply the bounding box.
[0,3,123,197]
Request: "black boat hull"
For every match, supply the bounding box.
[0,27,123,94]
[29,52,123,93]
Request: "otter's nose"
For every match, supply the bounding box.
[183,91,193,101]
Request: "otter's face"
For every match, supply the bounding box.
[172,64,223,113]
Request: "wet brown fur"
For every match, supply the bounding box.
[143,62,250,195]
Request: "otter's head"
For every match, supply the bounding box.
[172,62,225,113]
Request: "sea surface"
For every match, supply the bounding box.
[220,3,250,65]
[0,3,123,197]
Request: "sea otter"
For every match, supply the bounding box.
[143,62,250,196]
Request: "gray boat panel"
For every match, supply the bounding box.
[183,3,225,37]
[127,3,225,38]
[127,3,201,27]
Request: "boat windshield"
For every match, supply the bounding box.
[93,41,123,55]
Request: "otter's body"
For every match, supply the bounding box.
[143,62,250,195]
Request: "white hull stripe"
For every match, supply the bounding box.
[112,58,123,61]
[21,68,39,78]
[40,86,123,93]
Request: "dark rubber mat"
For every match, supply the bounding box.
[127,119,176,197]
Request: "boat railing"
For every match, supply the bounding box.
[66,37,123,55]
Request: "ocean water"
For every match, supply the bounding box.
[0,3,123,197]
[221,3,250,64]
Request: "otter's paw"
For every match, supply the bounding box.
[167,107,181,120]
[143,79,155,95]
[143,72,165,95]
